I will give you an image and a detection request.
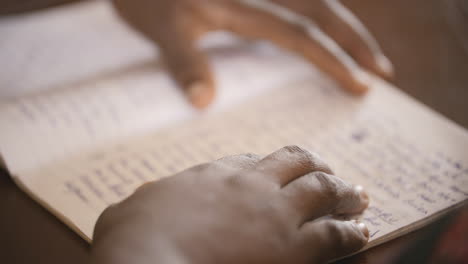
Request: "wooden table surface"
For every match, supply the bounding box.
[0,0,467,263]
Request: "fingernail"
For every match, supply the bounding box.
[376,54,394,79]
[356,221,369,239]
[350,71,372,95]
[354,185,370,209]
[187,81,213,109]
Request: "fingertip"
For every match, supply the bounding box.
[375,54,394,80]
[357,222,370,240]
[345,73,369,95]
[187,81,216,109]
[351,219,370,240]
[302,219,369,262]
[354,185,370,211]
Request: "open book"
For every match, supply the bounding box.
[1,0,467,251]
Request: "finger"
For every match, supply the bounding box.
[158,33,215,109]
[271,0,393,79]
[214,153,262,170]
[114,0,216,108]
[283,171,369,223]
[203,0,371,94]
[253,145,333,186]
[300,219,369,263]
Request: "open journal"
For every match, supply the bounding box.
[1,0,467,252]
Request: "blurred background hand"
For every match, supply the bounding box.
[2,0,467,126]
[113,0,393,108]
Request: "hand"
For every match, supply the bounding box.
[112,0,393,108]
[90,146,370,264]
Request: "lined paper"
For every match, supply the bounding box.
[0,44,316,174]
[16,78,468,245]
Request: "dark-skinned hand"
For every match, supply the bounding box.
[90,146,370,264]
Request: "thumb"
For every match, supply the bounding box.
[159,37,215,109]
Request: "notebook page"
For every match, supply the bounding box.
[0,0,154,99]
[0,44,315,175]
[1,0,321,175]
[15,77,468,245]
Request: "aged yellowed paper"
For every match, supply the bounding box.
[8,77,467,249]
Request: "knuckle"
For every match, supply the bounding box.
[300,151,322,169]
[283,145,316,164]
[282,145,310,156]
[280,145,331,173]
